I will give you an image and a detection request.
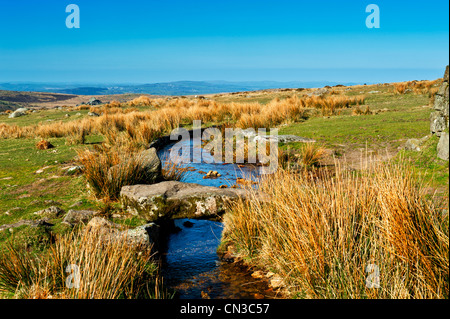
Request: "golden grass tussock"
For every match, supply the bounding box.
[297,143,326,167]
[222,159,449,299]
[352,105,373,116]
[393,80,441,95]
[393,82,408,94]
[35,140,54,150]
[76,144,155,201]
[0,228,167,299]
[128,95,153,107]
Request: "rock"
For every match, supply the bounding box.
[120,181,249,221]
[84,217,159,252]
[120,223,160,252]
[431,66,449,137]
[311,88,329,97]
[430,66,449,159]
[404,138,422,151]
[62,210,97,226]
[183,220,194,228]
[269,275,285,289]
[430,111,447,136]
[437,132,449,160]
[204,170,221,179]
[108,148,162,184]
[15,108,28,113]
[136,148,163,183]
[87,112,100,117]
[86,216,122,231]
[256,134,315,144]
[65,166,83,175]
[235,129,315,144]
[88,98,102,106]
[8,110,26,118]
[33,206,65,219]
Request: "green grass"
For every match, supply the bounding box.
[0,134,151,252]
[397,134,449,190]
[0,109,93,127]
[280,92,431,148]
[278,90,448,192]
[0,137,98,231]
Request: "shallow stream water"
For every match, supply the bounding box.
[158,139,275,299]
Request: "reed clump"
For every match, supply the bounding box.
[223,159,449,299]
[0,228,167,299]
[76,144,156,201]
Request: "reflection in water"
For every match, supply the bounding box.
[161,219,275,299]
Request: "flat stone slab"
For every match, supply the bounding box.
[120,181,249,221]
[85,217,160,253]
[254,134,315,144]
[234,129,315,144]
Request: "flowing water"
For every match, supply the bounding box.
[158,137,260,188]
[158,139,275,299]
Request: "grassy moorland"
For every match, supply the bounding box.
[0,79,448,299]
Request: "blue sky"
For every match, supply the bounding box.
[0,0,448,83]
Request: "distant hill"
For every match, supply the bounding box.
[0,80,359,96]
[0,90,147,111]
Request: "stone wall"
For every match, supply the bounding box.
[431,65,449,160]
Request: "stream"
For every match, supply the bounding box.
[157,138,275,299]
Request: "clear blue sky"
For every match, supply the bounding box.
[0,0,448,83]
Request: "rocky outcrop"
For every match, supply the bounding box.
[107,147,162,185]
[8,108,28,118]
[85,217,160,253]
[404,136,430,152]
[431,66,449,160]
[120,181,249,221]
[33,206,65,219]
[88,98,102,106]
[437,132,449,161]
[254,134,315,144]
[236,129,315,144]
[62,210,98,226]
[136,147,163,183]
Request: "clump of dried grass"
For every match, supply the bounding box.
[352,105,373,116]
[223,159,449,299]
[76,144,155,201]
[0,228,168,299]
[36,140,54,150]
